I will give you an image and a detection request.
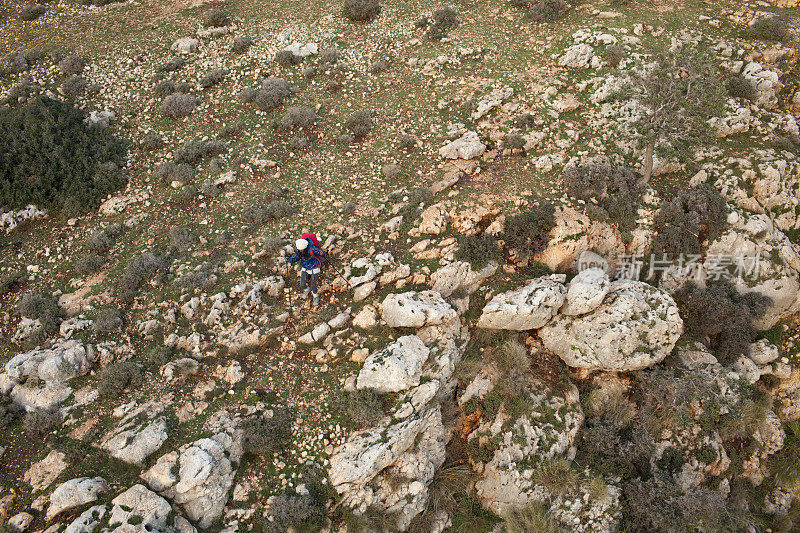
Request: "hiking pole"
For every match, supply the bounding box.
[323,256,352,289]
[285,258,293,317]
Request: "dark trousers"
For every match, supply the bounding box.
[300,270,319,295]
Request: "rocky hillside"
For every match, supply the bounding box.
[1,0,800,531]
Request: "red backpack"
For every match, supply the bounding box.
[301,233,324,260]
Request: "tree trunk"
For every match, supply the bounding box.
[641,140,655,186]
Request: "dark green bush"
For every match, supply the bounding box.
[0,97,127,214]
[605,44,625,67]
[158,57,186,73]
[168,226,194,254]
[58,54,84,75]
[279,106,317,132]
[675,281,771,364]
[726,74,757,102]
[173,140,226,164]
[20,4,46,21]
[563,162,641,232]
[504,201,556,256]
[61,75,88,98]
[242,407,294,456]
[161,93,197,118]
[428,7,459,40]
[97,360,143,397]
[119,252,162,299]
[17,292,63,335]
[232,36,252,53]
[93,308,122,333]
[745,16,793,43]
[343,0,381,22]
[23,408,60,438]
[252,77,293,111]
[345,110,374,138]
[0,271,26,296]
[76,253,105,275]
[651,185,728,256]
[275,50,301,66]
[455,234,501,268]
[527,0,568,22]
[203,8,230,28]
[504,133,526,151]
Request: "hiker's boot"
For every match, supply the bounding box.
[302,288,311,298]
[312,294,319,307]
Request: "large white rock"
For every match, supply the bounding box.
[477,275,567,330]
[742,62,779,108]
[561,267,610,315]
[431,260,498,297]
[47,477,108,520]
[540,280,683,371]
[381,291,457,328]
[439,131,486,160]
[101,417,168,465]
[558,43,595,68]
[142,431,240,529]
[357,336,430,393]
[64,505,106,533]
[4,339,93,386]
[108,485,172,533]
[171,37,200,54]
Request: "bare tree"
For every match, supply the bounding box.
[625,45,726,184]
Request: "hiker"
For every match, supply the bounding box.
[287,234,327,307]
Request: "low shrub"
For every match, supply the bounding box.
[0,396,22,429]
[527,0,568,22]
[23,408,60,438]
[341,201,357,216]
[514,113,538,129]
[58,54,84,75]
[119,252,162,299]
[397,133,418,151]
[20,4,46,21]
[275,50,301,66]
[651,185,728,256]
[242,407,294,456]
[93,308,122,333]
[168,226,194,254]
[343,0,381,22]
[428,7,459,40]
[252,77,293,111]
[337,389,391,430]
[605,44,625,67]
[4,52,31,74]
[263,493,326,533]
[503,502,565,533]
[504,133,526,151]
[243,199,294,224]
[161,93,197,118]
[144,346,172,371]
[173,140,226,164]
[219,120,244,139]
[772,421,800,485]
[237,87,258,104]
[455,234,501,269]
[504,201,556,256]
[88,224,122,254]
[0,271,27,296]
[563,162,641,232]
[727,74,757,102]
[61,75,88,98]
[278,106,317,132]
[320,47,340,64]
[745,16,793,43]
[140,132,165,151]
[203,8,230,28]
[158,57,186,73]
[76,253,105,275]
[232,36,253,53]
[345,110,374,138]
[17,292,62,335]
[200,68,227,89]
[675,281,771,364]
[369,59,390,73]
[8,132,124,211]
[97,361,143,397]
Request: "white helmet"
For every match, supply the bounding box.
[295,238,308,250]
